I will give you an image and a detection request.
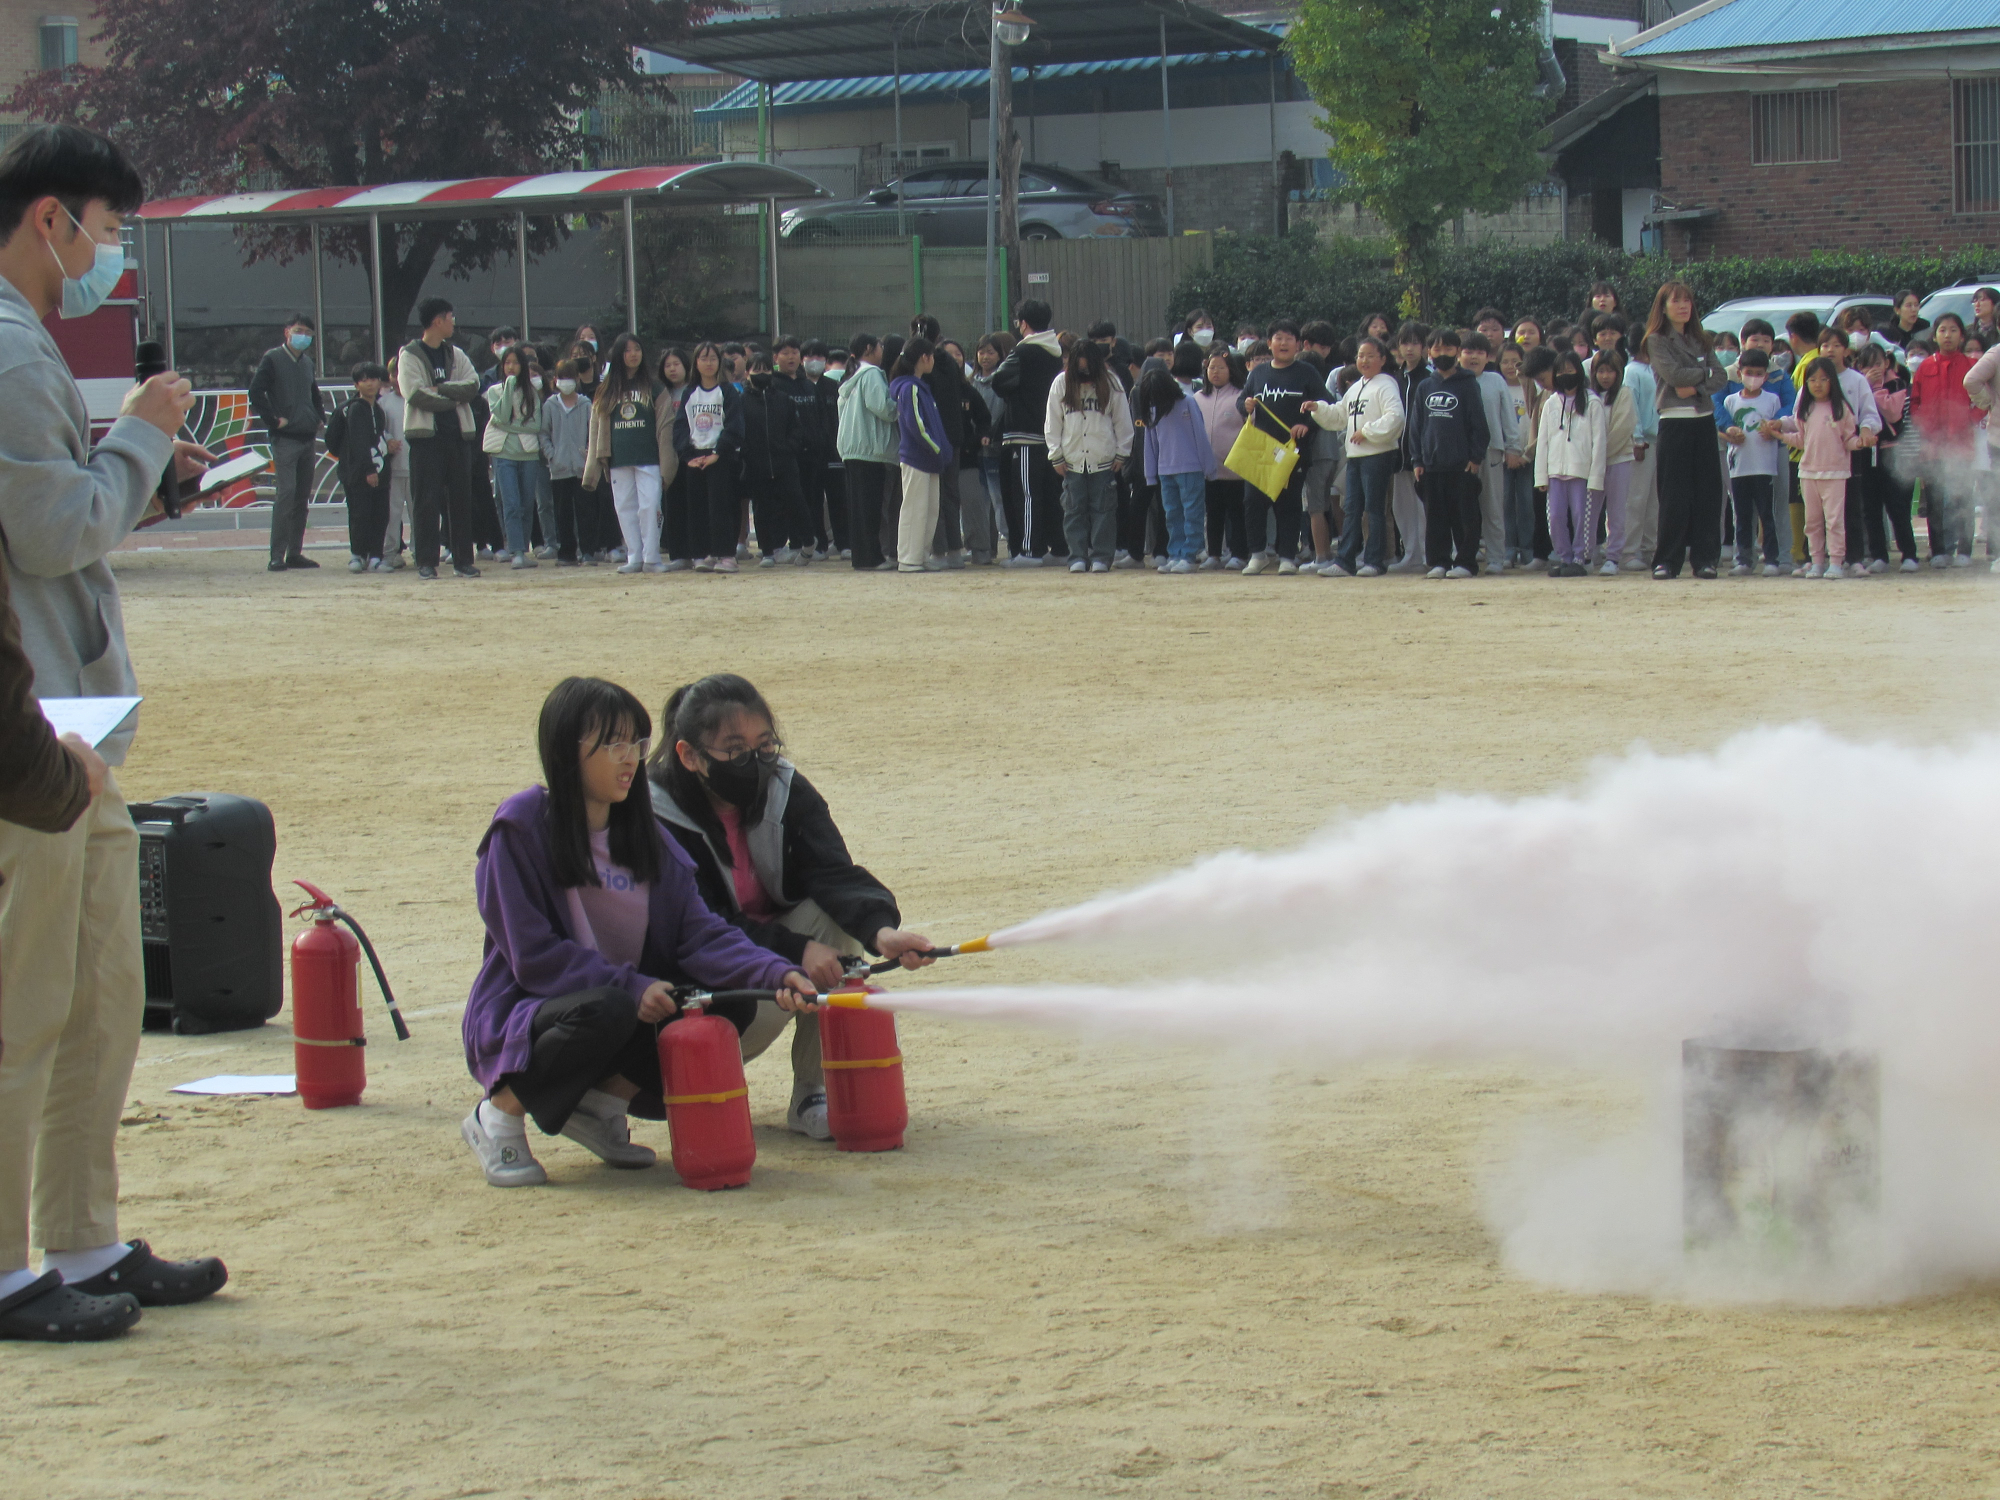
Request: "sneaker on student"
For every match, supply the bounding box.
[1356,564,1382,577]
[787,1091,833,1140]
[1155,557,1171,573]
[1867,558,1887,574]
[1224,555,1246,571]
[1602,560,1620,576]
[1445,565,1472,579]
[1168,558,1196,574]
[1901,557,1920,572]
[1424,566,1446,580]
[1277,558,1300,575]
[644,561,668,573]
[736,543,752,562]
[1007,554,1045,569]
[346,555,366,573]
[1199,555,1223,571]
[1318,559,1352,577]
[559,1110,656,1168]
[461,1109,547,1187]
[1823,561,1844,580]
[1113,551,1143,570]
[1730,561,1750,576]
[417,566,439,580]
[1953,552,1973,567]
[617,559,644,575]
[759,553,778,568]
[714,557,740,574]
[1089,559,1109,573]
[1804,561,1826,578]
[664,558,692,572]
[1068,558,1087,573]
[511,555,537,569]
[1932,553,1952,569]
[1242,554,1272,575]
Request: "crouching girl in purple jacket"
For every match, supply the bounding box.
[460,676,815,1188]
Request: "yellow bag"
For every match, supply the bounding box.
[1225,397,1301,501]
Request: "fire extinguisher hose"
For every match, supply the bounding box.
[333,911,411,1041]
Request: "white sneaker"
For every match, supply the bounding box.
[1730,562,1750,576]
[664,558,692,572]
[617,560,644,575]
[1318,559,1352,577]
[1445,565,1472,578]
[461,1109,547,1187]
[1089,559,1109,573]
[1199,555,1223,571]
[1167,558,1195,574]
[1224,556,1246,571]
[1276,558,1300,575]
[1006,554,1045,569]
[1901,558,1920,572]
[559,1109,656,1168]
[644,561,667,573]
[1356,564,1381,577]
[1868,558,1887,574]
[759,553,778,568]
[1762,563,1779,577]
[1424,566,1446,580]
[1112,551,1144,570]
[1805,561,1825,578]
[1845,562,1868,579]
[1155,558,1171,573]
[1932,554,1952,569]
[1822,562,1843,580]
[1242,554,1271,575]
[1953,553,1972,568]
[736,544,752,562]
[346,556,366,573]
[1068,558,1087,573]
[1601,561,1619,576]
[787,1091,832,1141]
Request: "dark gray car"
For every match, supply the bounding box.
[779,160,1166,245]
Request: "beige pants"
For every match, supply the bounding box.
[737,899,862,1105]
[0,775,143,1271]
[896,465,940,570]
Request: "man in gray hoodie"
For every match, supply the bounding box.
[0,125,225,1343]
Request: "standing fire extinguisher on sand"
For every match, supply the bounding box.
[288,880,409,1109]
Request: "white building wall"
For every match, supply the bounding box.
[1019,98,1323,172]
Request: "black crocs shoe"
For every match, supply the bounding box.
[0,1270,140,1342]
[68,1240,227,1307]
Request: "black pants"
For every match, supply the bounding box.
[504,986,755,1135]
[1205,477,1247,560]
[344,474,387,560]
[1729,474,1780,566]
[1863,455,1918,563]
[549,475,583,562]
[681,461,737,562]
[1115,465,1146,558]
[745,459,810,554]
[659,468,694,561]
[1421,468,1481,571]
[1001,442,1065,558]
[469,450,504,551]
[1243,470,1304,562]
[409,436,473,570]
[844,458,890,568]
[1652,418,1724,575]
[819,461,847,551]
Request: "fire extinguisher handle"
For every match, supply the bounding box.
[334,910,411,1041]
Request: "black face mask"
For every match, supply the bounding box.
[1431,353,1457,371]
[1555,374,1583,393]
[703,750,767,810]
[750,371,772,390]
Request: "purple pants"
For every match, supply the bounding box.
[1586,461,1632,566]
[1548,476,1591,565]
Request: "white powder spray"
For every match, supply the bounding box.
[890,725,2000,1303]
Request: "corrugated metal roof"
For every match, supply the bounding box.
[1624,0,2000,56]
[699,49,1272,116]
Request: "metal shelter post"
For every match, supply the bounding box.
[368,212,384,364]
[622,196,638,335]
[1160,16,1175,239]
[161,224,176,370]
[768,196,782,338]
[983,15,1001,332]
[515,211,530,341]
[758,81,770,336]
[138,222,152,341]
[1269,55,1282,236]
[893,34,905,236]
[310,221,325,378]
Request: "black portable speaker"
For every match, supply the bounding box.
[127,793,283,1035]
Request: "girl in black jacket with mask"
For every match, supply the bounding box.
[647,674,934,1139]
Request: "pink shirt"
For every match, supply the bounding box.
[565,828,650,966]
[717,805,777,919]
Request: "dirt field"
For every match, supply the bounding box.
[14,552,2000,1500]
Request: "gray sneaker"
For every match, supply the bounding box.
[558,1110,657,1168]
[787,1090,833,1140]
[461,1109,547,1187]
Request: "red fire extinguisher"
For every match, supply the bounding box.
[822,987,908,1152]
[658,1004,756,1189]
[287,881,409,1110]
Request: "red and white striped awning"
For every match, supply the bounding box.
[137,161,827,222]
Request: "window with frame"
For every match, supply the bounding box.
[1955,77,2000,214]
[38,17,77,72]
[1751,89,1838,165]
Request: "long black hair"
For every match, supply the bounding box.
[601,333,652,404]
[537,677,660,890]
[647,674,783,839]
[890,336,934,381]
[502,341,542,421]
[1794,357,1850,423]
[1135,365,1184,425]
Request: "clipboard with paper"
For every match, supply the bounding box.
[1225,397,1301,501]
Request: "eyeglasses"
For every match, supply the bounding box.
[583,737,650,763]
[704,741,781,765]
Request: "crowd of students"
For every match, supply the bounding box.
[252,277,2000,584]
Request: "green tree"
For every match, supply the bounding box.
[1287,0,1551,310]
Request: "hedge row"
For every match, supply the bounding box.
[1166,235,2000,335]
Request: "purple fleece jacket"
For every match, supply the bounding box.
[462,786,794,1089]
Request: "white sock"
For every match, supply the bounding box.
[576,1088,628,1121]
[478,1099,526,1139]
[41,1242,132,1282]
[0,1265,43,1300]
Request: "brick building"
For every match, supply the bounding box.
[1590,0,2000,260]
[0,2,106,145]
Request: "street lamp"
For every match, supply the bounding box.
[984,5,1035,331]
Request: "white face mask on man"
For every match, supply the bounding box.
[49,205,123,320]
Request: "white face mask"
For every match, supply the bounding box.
[1235,337,1256,355]
[1190,326,1215,348]
[50,207,123,320]
[804,358,826,377]
[556,378,577,395]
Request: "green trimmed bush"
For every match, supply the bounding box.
[1169,234,2000,335]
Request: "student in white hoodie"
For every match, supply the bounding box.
[1308,337,1404,576]
[1044,340,1135,572]
[1533,350,1607,577]
[1461,331,1524,571]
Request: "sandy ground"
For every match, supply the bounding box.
[12,552,2000,1500]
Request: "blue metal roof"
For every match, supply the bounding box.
[1625,0,2000,56]
[698,49,1275,118]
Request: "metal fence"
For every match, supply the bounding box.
[1019,234,1215,342]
